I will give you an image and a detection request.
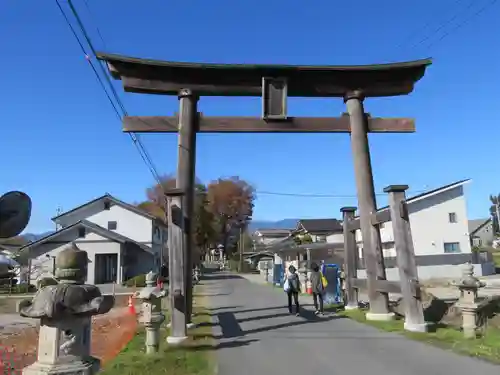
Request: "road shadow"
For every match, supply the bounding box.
[196,293,232,297]
[237,314,346,338]
[205,274,243,281]
[217,311,245,338]
[207,305,244,312]
[227,304,314,315]
[169,339,260,352]
[208,309,346,339]
[197,311,298,328]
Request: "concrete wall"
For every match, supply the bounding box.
[355,185,471,257]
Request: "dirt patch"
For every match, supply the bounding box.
[0,308,137,374]
[0,294,132,314]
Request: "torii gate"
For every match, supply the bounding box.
[97,52,431,343]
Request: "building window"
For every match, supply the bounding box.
[107,221,118,230]
[444,242,461,253]
[316,235,326,243]
[104,201,111,210]
[448,212,457,223]
[78,227,86,238]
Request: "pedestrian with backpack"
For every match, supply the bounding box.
[283,265,301,316]
[309,262,325,315]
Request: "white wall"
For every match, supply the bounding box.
[357,263,491,280]
[30,230,121,285]
[355,185,471,257]
[326,233,343,244]
[87,205,153,244]
[258,236,289,246]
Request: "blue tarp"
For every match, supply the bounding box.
[321,263,341,304]
[273,263,284,286]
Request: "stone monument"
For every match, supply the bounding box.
[18,243,115,375]
[453,262,487,339]
[134,271,166,354]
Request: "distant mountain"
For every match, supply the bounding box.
[21,231,53,243]
[248,219,299,232]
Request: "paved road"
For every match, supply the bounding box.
[204,272,499,375]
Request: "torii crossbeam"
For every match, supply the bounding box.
[97,52,431,341]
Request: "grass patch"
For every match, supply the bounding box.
[341,308,500,363]
[492,252,500,268]
[100,298,215,375]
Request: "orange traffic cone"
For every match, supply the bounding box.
[128,295,136,315]
[306,280,313,295]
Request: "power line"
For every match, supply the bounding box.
[394,0,498,56]
[82,0,107,50]
[393,0,467,51]
[56,0,163,185]
[406,0,480,51]
[422,0,498,52]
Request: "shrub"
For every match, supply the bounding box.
[124,274,146,287]
[228,259,256,273]
[13,284,37,294]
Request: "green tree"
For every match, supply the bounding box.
[139,175,218,259]
[206,177,255,257]
[489,194,500,234]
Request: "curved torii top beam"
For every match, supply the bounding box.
[96,52,432,98]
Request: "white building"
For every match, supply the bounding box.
[253,229,292,247]
[354,179,495,279]
[19,194,167,285]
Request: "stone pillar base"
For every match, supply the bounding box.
[365,312,395,321]
[404,321,428,333]
[23,357,100,375]
[344,304,359,311]
[166,336,188,345]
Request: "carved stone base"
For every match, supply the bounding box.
[22,357,100,375]
[365,312,395,321]
[344,304,359,310]
[166,335,187,345]
[403,321,428,333]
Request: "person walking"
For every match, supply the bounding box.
[284,265,301,316]
[339,265,347,305]
[309,262,325,315]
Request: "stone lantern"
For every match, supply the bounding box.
[134,271,167,354]
[18,243,115,375]
[453,262,487,339]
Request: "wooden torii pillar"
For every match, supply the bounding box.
[98,53,431,325]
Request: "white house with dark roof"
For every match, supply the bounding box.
[354,179,496,279]
[19,194,167,285]
[468,218,494,248]
[253,229,292,247]
[262,179,495,284]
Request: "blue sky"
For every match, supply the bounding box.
[2,0,499,234]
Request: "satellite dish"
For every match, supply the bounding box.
[0,191,32,239]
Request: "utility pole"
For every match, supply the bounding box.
[238,226,244,272]
[55,207,63,230]
[495,200,500,235]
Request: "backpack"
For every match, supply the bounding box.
[288,274,299,292]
